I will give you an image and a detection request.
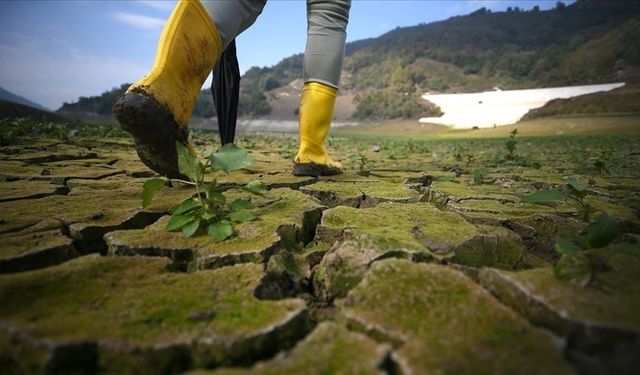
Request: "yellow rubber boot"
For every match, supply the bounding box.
[113,0,222,179]
[293,82,343,176]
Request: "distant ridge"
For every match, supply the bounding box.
[0,99,72,124]
[58,1,640,123]
[0,86,50,112]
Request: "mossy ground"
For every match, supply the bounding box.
[202,322,388,375]
[0,255,303,344]
[1,129,639,373]
[339,259,573,374]
[105,188,324,270]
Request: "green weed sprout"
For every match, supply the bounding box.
[348,152,370,176]
[278,140,295,160]
[553,213,625,288]
[504,128,518,161]
[470,168,488,185]
[565,177,596,221]
[521,176,595,221]
[522,178,638,286]
[142,142,267,242]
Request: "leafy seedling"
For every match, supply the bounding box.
[566,177,595,221]
[278,140,295,160]
[348,152,370,176]
[142,142,267,242]
[552,213,621,288]
[504,128,518,161]
[521,176,594,221]
[465,154,475,167]
[470,168,487,185]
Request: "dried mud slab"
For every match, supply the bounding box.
[216,172,315,190]
[338,259,572,375]
[0,219,78,273]
[0,145,98,164]
[202,322,389,375]
[313,202,531,301]
[480,249,640,374]
[427,181,521,203]
[318,202,526,265]
[109,159,157,177]
[0,255,308,374]
[105,189,325,271]
[300,179,420,207]
[316,202,478,257]
[0,179,190,252]
[505,214,585,262]
[0,180,68,202]
[0,160,123,182]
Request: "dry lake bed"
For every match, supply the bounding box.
[1,126,639,374]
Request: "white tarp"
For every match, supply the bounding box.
[419,82,625,128]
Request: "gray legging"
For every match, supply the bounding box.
[201,0,351,89]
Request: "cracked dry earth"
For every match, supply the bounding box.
[1,134,639,374]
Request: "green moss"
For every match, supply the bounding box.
[0,180,66,202]
[484,250,640,328]
[0,255,304,346]
[450,199,560,218]
[320,202,478,255]
[589,198,640,225]
[0,330,50,374]
[0,180,189,236]
[312,243,378,301]
[430,181,519,202]
[3,162,122,181]
[301,179,420,206]
[106,189,324,269]
[217,171,313,190]
[452,234,525,270]
[206,322,387,375]
[338,259,571,374]
[0,228,73,260]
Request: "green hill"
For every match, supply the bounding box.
[58,84,216,119]
[59,1,640,122]
[1,99,72,124]
[247,0,640,120]
[0,87,50,112]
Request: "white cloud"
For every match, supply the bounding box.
[0,42,147,110]
[112,11,164,30]
[138,0,175,12]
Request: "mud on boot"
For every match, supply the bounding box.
[113,91,189,179]
[292,161,343,177]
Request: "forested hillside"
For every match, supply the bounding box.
[59,0,640,121]
[58,84,216,119]
[245,0,640,120]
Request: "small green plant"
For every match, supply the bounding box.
[465,153,476,167]
[521,176,595,221]
[278,140,295,160]
[504,128,518,161]
[591,151,611,175]
[565,177,596,221]
[453,146,464,161]
[470,168,488,185]
[553,213,624,287]
[142,142,267,242]
[348,152,370,175]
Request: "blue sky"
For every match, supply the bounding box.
[0,0,561,110]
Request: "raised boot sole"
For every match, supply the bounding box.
[113,91,189,179]
[292,162,343,177]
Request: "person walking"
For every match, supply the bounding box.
[113,0,351,178]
